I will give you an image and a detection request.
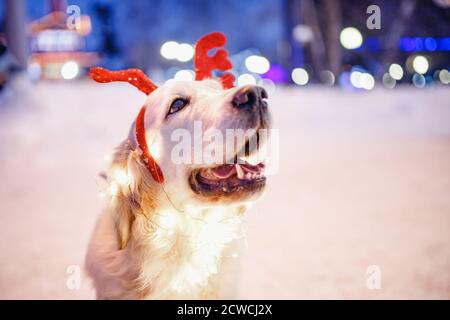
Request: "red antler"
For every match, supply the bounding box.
[194,32,235,89]
[89,67,158,95]
[135,106,164,184]
[88,67,164,184]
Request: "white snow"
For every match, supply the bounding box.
[0,79,449,299]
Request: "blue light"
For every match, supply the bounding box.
[424,37,437,51]
[439,38,450,51]
[414,38,424,51]
[400,37,450,52]
[400,38,415,51]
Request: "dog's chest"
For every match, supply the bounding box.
[140,207,243,298]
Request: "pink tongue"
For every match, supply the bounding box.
[211,165,236,179]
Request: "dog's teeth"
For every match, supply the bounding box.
[235,164,244,179]
[242,146,265,166]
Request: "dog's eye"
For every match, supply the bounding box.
[168,98,189,115]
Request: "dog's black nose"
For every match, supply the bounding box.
[232,85,268,110]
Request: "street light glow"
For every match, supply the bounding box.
[237,74,256,86]
[350,71,363,88]
[160,41,179,60]
[291,68,309,85]
[439,69,450,84]
[177,43,195,62]
[382,73,396,89]
[350,71,375,90]
[245,55,270,74]
[61,61,79,80]
[360,73,375,90]
[412,56,429,74]
[388,63,404,80]
[339,27,363,50]
[174,69,195,81]
[412,73,426,88]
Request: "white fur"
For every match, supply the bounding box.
[85,80,265,299]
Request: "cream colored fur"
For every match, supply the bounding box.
[85,80,265,299]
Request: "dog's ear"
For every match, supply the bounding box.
[110,142,138,250]
[110,140,158,250]
[114,203,134,250]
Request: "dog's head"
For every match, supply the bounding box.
[92,33,272,213]
[134,78,271,209]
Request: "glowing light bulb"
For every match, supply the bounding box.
[237,74,256,86]
[438,69,450,84]
[160,41,179,60]
[61,61,79,80]
[412,56,429,74]
[350,71,363,88]
[388,63,404,80]
[177,43,194,62]
[291,68,309,85]
[360,73,375,90]
[174,69,195,81]
[350,71,374,90]
[412,73,426,88]
[245,55,270,74]
[320,70,335,86]
[340,27,363,49]
[382,73,396,89]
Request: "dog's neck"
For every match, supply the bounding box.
[114,175,247,299]
[132,200,247,298]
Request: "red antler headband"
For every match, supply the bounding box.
[89,67,164,183]
[89,32,235,184]
[194,32,235,89]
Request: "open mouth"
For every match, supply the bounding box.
[189,130,267,199]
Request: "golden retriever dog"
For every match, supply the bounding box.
[85,33,271,299]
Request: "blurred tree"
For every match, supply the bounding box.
[5,0,28,70]
[93,4,119,56]
[284,0,304,79]
[323,0,342,76]
[301,0,327,77]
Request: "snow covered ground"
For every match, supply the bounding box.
[0,78,449,299]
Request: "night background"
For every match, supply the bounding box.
[0,0,449,299]
[1,0,449,86]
